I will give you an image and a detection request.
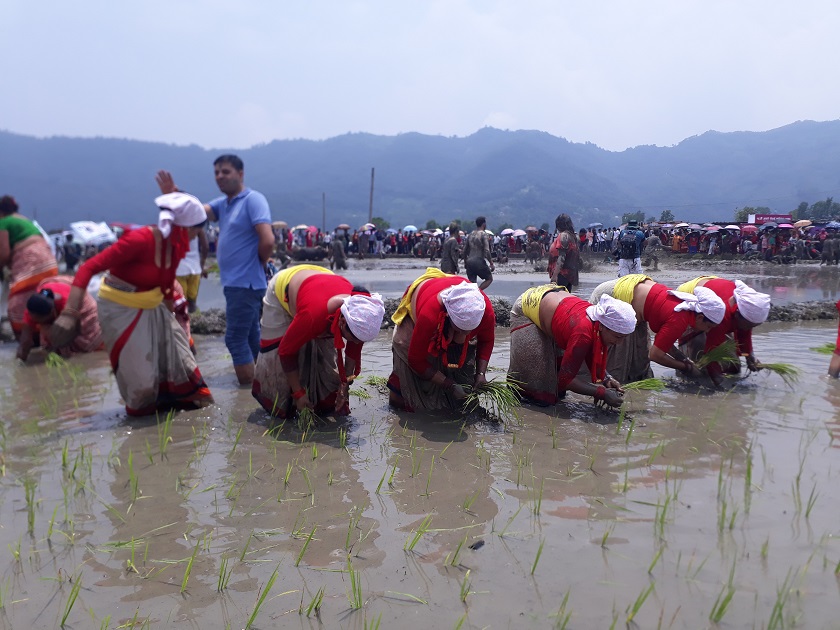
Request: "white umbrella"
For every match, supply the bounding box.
[500,228,514,236]
[292,224,309,230]
[403,225,418,232]
[432,228,443,235]
[512,229,527,237]
[484,229,494,235]
[724,224,741,230]
[674,222,690,228]
[360,222,376,230]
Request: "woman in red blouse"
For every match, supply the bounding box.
[388,269,495,412]
[252,265,385,421]
[51,193,213,416]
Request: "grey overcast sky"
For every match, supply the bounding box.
[2,0,838,152]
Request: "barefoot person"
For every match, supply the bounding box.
[388,268,495,412]
[51,193,214,416]
[252,265,384,420]
[16,275,102,361]
[546,213,580,291]
[676,276,771,385]
[590,274,726,383]
[508,285,637,407]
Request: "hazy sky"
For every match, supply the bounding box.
[2,1,838,152]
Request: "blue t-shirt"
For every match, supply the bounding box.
[208,188,271,289]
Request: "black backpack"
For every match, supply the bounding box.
[619,229,638,258]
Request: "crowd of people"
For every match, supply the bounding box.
[4,165,840,420]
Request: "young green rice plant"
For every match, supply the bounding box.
[810,342,836,355]
[311,443,318,460]
[300,466,315,506]
[217,556,232,592]
[625,582,655,624]
[295,526,317,567]
[23,476,37,535]
[364,612,382,629]
[302,586,325,617]
[127,450,139,502]
[601,522,615,548]
[709,583,736,624]
[531,538,545,575]
[462,490,480,513]
[0,577,9,609]
[622,378,666,392]
[346,557,364,609]
[648,545,664,574]
[349,388,371,399]
[240,531,253,562]
[60,573,83,627]
[422,455,435,497]
[157,409,175,459]
[296,406,322,433]
[695,339,740,369]
[283,462,293,486]
[767,567,795,630]
[364,375,388,392]
[338,428,348,450]
[553,589,572,630]
[459,569,472,603]
[246,564,280,629]
[404,514,433,552]
[757,362,801,387]
[462,377,522,423]
[447,534,468,567]
[529,477,545,516]
[180,540,200,594]
[805,483,819,519]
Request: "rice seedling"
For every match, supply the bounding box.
[462,490,480,513]
[349,388,371,399]
[459,569,472,602]
[529,477,545,516]
[127,450,139,502]
[761,537,770,560]
[283,462,293,486]
[553,589,572,629]
[296,407,321,432]
[622,378,666,392]
[767,567,795,630]
[0,578,10,609]
[709,585,736,624]
[295,526,317,567]
[300,466,315,506]
[446,534,468,567]
[462,377,522,422]
[60,573,83,627]
[217,556,232,592]
[805,483,819,519]
[375,467,388,495]
[531,538,545,575]
[346,557,364,609]
[157,409,175,459]
[301,586,325,617]
[695,339,740,369]
[345,509,363,551]
[757,362,801,386]
[180,540,200,594]
[601,523,615,548]
[339,428,348,449]
[245,564,280,628]
[404,514,433,552]
[625,582,655,624]
[810,342,836,355]
[422,455,435,497]
[311,443,318,460]
[23,476,37,535]
[648,546,664,574]
[364,612,382,629]
[240,531,253,562]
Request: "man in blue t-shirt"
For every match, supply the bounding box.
[616,219,646,277]
[157,156,274,384]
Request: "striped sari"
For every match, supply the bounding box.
[8,237,59,333]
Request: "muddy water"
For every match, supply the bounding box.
[1,319,840,628]
[194,258,840,309]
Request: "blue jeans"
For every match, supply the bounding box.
[223,286,264,366]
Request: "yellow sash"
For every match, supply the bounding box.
[520,284,566,330]
[391,267,453,325]
[676,275,718,294]
[273,264,334,315]
[98,283,164,309]
[613,274,652,304]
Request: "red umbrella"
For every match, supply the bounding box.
[740,225,758,233]
[306,225,318,232]
[706,225,721,231]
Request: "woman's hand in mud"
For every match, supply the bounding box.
[473,372,488,390]
[746,355,761,372]
[294,392,314,412]
[604,376,624,393]
[682,360,703,379]
[603,388,624,407]
[334,383,349,412]
[49,313,79,348]
[449,383,468,401]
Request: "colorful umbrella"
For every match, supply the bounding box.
[740,225,758,233]
[777,223,794,229]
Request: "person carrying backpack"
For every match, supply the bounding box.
[615,219,645,277]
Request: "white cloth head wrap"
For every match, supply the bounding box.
[340,293,385,342]
[733,280,770,324]
[668,286,726,325]
[441,282,486,331]
[154,192,207,238]
[586,294,638,335]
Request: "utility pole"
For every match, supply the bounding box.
[322,192,326,234]
[368,167,375,223]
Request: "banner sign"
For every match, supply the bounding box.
[749,214,792,224]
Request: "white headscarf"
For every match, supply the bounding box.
[441,282,486,331]
[586,294,638,334]
[154,192,207,238]
[340,293,385,342]
[733,280,771,324]
[668,286,726,324]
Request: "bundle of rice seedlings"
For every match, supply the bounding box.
[695,339,740,369]
[810,343,836,355]
[757,362,801,387]
[296,407,323,432]
[463,378,522,423]
[622,378,666,392]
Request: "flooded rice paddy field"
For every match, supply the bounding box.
[1,313,840,629]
